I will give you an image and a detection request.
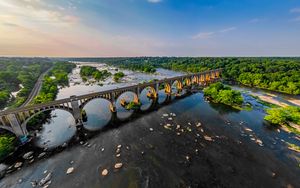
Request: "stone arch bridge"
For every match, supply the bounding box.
[0,69,222,140]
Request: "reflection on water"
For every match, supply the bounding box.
[34,110,76,148]
[116,92,135,120]
[83,99,112,131]
[158,90,168,104]
[140,87,154,111]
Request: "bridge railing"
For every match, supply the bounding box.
[0,98,72,116]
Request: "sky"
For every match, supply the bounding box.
[0,0,300,57]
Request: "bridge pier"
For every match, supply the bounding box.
[70,95,83,127]
[7,114,28,142]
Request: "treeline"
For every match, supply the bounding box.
[0,58,52,108]
[69,57,157,73]
[80,66,111,82]
[69,57,300,95]
[33,62,76,104]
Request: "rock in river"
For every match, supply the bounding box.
[23,151,34,160]
[66,167,74,174]
[39,173,52,186]
[38,152,46,159]
[14,162,23,168]
[114,163,123,169]
[101,169,108,176]
[204,135,213,142]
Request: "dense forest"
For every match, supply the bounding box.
[33,62,76,104]
[69,57,300,95]
[0,58,52,108]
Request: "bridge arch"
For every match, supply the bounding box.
[116,91,139,109]
[80,98,113,131]
[20,107,75,135]
[114,91,140,120]
[183,78,192,87]
[171,80,183,90]
[139,86,157,111]
[192,75,199,85]
[139,86,157,98]
[79,96,113,110]
[158,82,171,94]
[79,94,113,110]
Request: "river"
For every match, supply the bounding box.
[0,62,299,188]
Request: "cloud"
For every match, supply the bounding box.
[290,8,300,13]
[192,32,215,39]
[291,16,300,22]
[147,0,162,3]
[219,27,236,33]
[192,26,236,39]
[0,0,79,27]
[2,22,18,27]
[249,18,266,23]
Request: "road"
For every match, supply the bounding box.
[20,67,51,107]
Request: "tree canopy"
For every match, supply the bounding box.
[204,82,244,108]
[0,58,52,108]
[69,57,300,95]
[80,66,112,81]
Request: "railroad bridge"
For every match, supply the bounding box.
[0,69,221,140]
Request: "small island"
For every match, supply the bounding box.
[113,72,125,82]
[80,66,112,82]
[203,82,244,109]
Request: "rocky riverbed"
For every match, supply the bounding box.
[0,93,299,188]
